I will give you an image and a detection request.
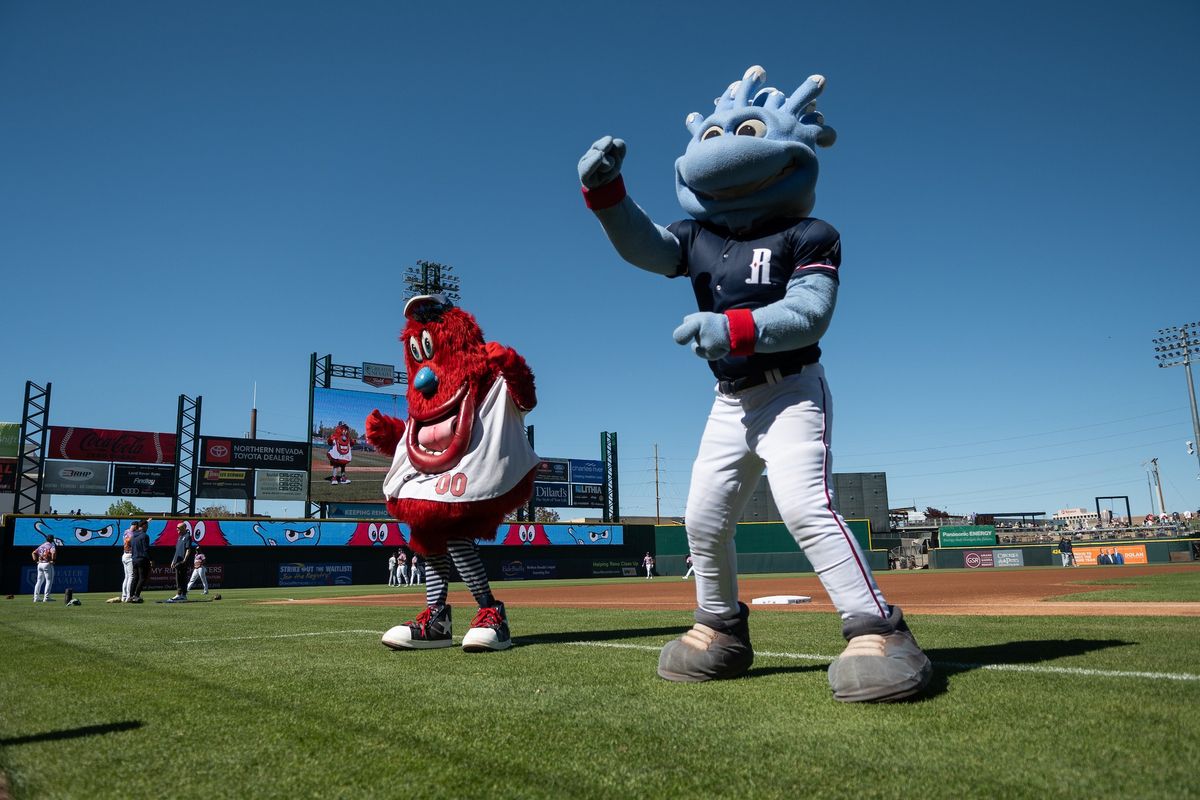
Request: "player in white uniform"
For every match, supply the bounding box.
[32,537,56,602]
[188,547,210,594]
[682,554,695,580]
[643,552,655,579]
[120,522,136,601]
[397,550,409,586]
[387,551,398,586]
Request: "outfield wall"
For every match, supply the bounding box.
[652,521,888,576]
[0,515,655,594]
[931,539,1197,569]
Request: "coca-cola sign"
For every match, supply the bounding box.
[48,426,177,465]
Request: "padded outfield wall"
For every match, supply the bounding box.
[0,515,654,594]
[652,520,887,576]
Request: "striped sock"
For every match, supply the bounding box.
[447,538,495,608]
[424,553,451,608]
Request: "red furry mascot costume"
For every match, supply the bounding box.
[366,294,537,652]
[325,422,356,484]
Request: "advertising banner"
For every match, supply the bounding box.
[0,422,18,458]
[568,459,605,484]
[195,468,254,499]
[14,517,624,548]
[0,457,15,492]
[963,550,995,569]
[993,549,1025,568]
[20,565,89,594]
[1072,545,1148,566]
[145,564,225,590]
[310,387,406,504]
[940,525,998,548]
[201,437,309,471]
[362,362,397,388]
[48,426,176,465]
[255,469,309,501]
[41,459,112,495]
[500,559,559,580]
[278,562,353,586]
[112,464,175,498]
[536,460,570,483]
[590,559,640,577]
[533,482,569,506]
[570,483,605,508]
[326,503,391,519]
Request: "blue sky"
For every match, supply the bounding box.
[3,0,1199,519]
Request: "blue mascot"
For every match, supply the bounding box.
[579,66,931,701]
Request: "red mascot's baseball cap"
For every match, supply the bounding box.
[404,294,452,320]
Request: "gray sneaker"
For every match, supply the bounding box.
[828,605,932,702]
[657,603,753,682]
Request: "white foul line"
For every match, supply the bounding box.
[170,630,1200,682]
[567,641,1200,683]
[174,630,379,644]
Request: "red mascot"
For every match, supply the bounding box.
[326,421,356,484]
[365,294,538,652]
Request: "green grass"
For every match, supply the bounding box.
[1054,570,1200,602]
[2,581,1199,799]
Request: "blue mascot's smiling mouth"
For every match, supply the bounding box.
[687,159,799,201]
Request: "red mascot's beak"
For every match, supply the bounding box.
[406,383,476,473]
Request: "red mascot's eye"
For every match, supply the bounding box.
[408,337,423,363]
[421,330,435,359]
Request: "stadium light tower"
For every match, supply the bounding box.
[1153,321,1200,478]
[404,260,461,304]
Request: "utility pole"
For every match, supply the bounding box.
[654,444,661,524]
[247,382,257,516]
[1153,321,1200,479]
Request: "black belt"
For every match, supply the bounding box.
[717,362,814,395]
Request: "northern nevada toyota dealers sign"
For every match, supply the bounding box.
[200,437,309,471]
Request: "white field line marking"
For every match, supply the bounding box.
[174,629,379,644]
[169,630,1200,683]
[568,641,1200,683]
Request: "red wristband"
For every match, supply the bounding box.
[581,175,627,210]
[725,309,756,357]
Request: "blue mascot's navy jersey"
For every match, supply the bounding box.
[666,216,841,383]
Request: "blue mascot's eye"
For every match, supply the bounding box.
[701,126,723,141]
[735,120,767,137]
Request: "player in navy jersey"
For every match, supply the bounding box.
[579,66,931,702]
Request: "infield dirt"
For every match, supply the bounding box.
[279,564,1200,616]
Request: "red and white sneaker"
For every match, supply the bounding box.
[382,604,453,650]
[462,602,512,652]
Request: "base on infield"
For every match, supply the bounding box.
[751,595,812,605]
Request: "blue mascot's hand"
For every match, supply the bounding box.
[673,312,731,361]
[578,135,626,189]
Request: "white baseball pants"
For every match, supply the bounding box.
[34,562,54,600]
[121,553,134,600]
[684,364,889,621]
[188,566,208,592]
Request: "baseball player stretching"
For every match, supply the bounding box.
[579,65,931,702]
[31,537,56,602]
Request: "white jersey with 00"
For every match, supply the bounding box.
[382,376,538,504]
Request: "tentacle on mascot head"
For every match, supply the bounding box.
[372,294,539,557]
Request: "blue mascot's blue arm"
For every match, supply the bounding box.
[579,135,681,276]
[672,273,837,360]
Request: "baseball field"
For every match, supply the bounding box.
[2,565,1199,799]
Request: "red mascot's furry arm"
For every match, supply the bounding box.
[365,302,538,556]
